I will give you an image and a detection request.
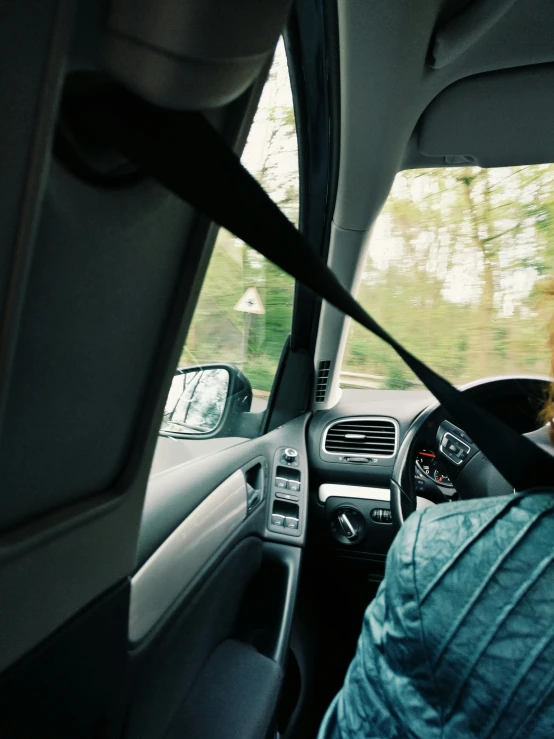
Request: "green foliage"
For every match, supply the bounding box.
[244,354,281,394]
[386,364,413,390]
[179,232,294,393]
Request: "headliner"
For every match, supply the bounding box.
[334,0,554,231]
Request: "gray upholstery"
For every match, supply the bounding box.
[164,640,282,739]
[418,64,554,167]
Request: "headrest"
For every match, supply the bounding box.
[104,0,293,110]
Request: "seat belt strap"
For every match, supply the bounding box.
[72,86,554,492]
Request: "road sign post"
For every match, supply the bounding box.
[234,287,265,368]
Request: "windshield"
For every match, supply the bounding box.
[342,165,554,390]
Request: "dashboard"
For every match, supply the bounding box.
[150,375,551,588]
[307,376,550,578]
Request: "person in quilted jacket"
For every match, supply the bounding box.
[318,347,554,738]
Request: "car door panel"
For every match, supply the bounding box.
[126,536,265,739]
[126,539,303,739]
[163,638,282,739]
[124,414,309,737]
[137,415,310,568]
[151,435,249,475]
[130,468,249,642]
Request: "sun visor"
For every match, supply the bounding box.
[418,65,554,168]
[103,0,293,110]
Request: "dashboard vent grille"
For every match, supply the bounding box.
[323,417,397,457]
[314,360,331,403]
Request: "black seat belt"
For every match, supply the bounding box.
[73,86,554,493]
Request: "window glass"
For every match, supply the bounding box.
[342,165,554,389]
[162,40,298,435]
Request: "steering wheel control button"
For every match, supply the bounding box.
[271,514,284,527]
[285,517,299,529]
[436,420,476,467]
[283,448,298,464]
[275,492,299,501]
[275,477,288,489]
[440,432,471,466]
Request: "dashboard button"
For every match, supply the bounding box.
[371,508,392,523]
[440,432,471,465]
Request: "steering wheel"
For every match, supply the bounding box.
[390,377,554,530]
[389,377,554,530]
[390,400,515,530]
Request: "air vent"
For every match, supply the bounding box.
[323,417,397,457]
[314,360,331,403]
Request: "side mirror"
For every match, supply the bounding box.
[160,363,253,437]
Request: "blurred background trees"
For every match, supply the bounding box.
[344,165,554,388]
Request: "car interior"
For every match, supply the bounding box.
[2,0,554,737]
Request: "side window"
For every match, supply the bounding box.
[161,40,299,437]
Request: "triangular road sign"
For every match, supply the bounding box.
[234,287,265,314]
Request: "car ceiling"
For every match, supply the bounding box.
[335,0,554,231]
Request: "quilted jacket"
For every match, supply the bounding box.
[318,491,554,739]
